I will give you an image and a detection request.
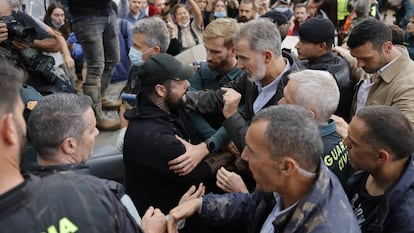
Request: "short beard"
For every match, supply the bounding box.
[165,90,185,111]
[237,16,249,23]
[207,53,230,72]
[247,56,266,82]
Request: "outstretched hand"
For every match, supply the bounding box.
[141,206,167,233]
[178,183,205,205]
[168,198,201,233]
[216,167,248,193]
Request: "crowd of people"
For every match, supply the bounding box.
[1,0,414,232]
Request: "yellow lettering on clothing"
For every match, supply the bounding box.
[43,217,79,233]
[59,217,78,233]
[46,225,58,233]
[323,141,349,170]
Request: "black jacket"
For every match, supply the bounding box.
[25,162,127,199]
[305,51,354,121]
[186,51,304,151]
[0,174,141,232]
[123,94,216,216]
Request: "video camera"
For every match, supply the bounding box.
[0,14,36,48]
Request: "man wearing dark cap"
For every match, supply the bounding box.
[295,17,354,121]
[261,11,289,41]
[122,53,235,233]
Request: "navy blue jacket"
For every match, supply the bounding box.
[347,155,414,233]
[199,161,361,233]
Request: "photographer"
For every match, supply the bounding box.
[0,0,74,95]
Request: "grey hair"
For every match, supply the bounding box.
[28,93,92,159]
[251,105,323,171]
[288,70,339,124]
[131,17,170,53]
[6,0,19,8]
[234,18,282,58]
[354,0,370,17]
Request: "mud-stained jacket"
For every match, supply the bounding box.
[199,160,361,233]
[185,52,304,151]
[346,155,414,233]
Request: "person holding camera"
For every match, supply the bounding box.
[0,0,76,95]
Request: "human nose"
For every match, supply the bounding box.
[241,147,248,162]
[294,41,300,49]
[356,59,364,68]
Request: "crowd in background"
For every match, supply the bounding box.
[1,0,414,232]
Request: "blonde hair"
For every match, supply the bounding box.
[203,18,239,49]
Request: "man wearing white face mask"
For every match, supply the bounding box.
[118,17,171,140]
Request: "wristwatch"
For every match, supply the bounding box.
[204,139,216,153]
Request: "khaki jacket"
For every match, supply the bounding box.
[342,46,414,124]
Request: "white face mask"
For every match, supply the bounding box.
[178,20,190,28]
[214,11,226,18]
[128,47,153,65]
[52,20,64,29]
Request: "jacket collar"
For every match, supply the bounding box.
[272,160,332,231]
[319,119,337,137]
[124,93,174,120]
[379,46,411,84]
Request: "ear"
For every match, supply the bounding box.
[61,137,77,155]
[382,41,393,56]
[376,149,390,164]
[308,108,316,119]
[273,157,295,174]
[320,42,327,49]
[263,50,273,64]
[152,46,161,54]
[281,158,297,175]
[0,114,16,146]
[230,47,237,57]
[154,84,167,98]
